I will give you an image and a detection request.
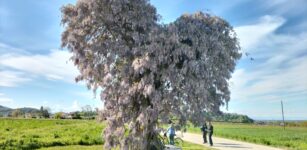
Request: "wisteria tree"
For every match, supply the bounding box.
[61,0,241,149]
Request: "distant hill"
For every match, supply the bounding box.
[0,105,12,116]
[19,107,40,113]
[0,105,12,111]
[0,105,39,117]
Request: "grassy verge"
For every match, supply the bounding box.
[182,141,215,150]
[40,145,103,150]
[187,122,307,150]
[40,141,212,150]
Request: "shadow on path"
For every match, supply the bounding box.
[215,142,251,149]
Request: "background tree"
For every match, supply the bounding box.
[61,0,241,149]
[54,112,63,119]
[40,106,50,118]
[11,109,23,118]
[72,111,82,119]
[81,105,92,119]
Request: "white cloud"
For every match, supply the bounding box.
[235,15,285,52]
[227,15,307,120]
[0,49,80,84]
[0,70,31,87]
[230,57,307,102]
[0,42,29,55]
[230,15,307,104]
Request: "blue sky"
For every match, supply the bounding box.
[0,0,306,120]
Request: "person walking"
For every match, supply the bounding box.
[166,123,176,145]
[208,122,214,146]
[200,123,207,143]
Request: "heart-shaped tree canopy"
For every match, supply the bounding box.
[61,0,241,149]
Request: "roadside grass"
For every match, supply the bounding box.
[40,141,212,150]
[40,145,103,150]
[181,141,215,150]
[187,122,307,150]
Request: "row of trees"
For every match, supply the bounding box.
[6,105,97,119]
[7,106,50,118]
[53,107,98,120]
[212,113,254,123]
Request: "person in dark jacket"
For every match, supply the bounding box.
[208,122,214,146]
[200,123,207,143]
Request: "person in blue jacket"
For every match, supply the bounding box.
[166,123,176,145]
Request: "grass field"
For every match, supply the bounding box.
[0,118,209,150]
[3,118,306,150]
[187,122,307,150]
[0,119,104,149]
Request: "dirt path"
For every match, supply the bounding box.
[180,132,283,150]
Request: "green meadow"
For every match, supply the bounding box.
[188,122,307,150]
[0,118,209,150]
[0,119,104,149]
[1,118,306,150]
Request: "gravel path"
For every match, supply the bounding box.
[180,132,283,150]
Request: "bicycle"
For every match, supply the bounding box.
[161,133,183,147]
[151,120,185,149]
[150,133,184,150]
